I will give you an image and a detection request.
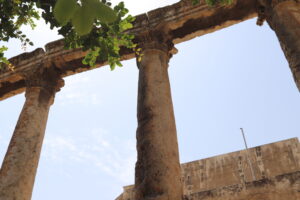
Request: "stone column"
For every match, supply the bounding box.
[258,0,300,90]
[0,66,64,200]
[135,36,183,200]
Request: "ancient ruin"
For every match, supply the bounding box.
[0,0,299,200]
[116,138,300,200]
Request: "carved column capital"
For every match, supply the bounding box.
[256,0,298,25]
[19,64,64,105]
[21,64,64,94]
[136,30,177,56]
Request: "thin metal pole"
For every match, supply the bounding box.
[240,128,256,181]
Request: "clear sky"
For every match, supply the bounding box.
[0,0,299,200]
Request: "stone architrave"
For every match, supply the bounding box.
[0,65,64,200]
[134,32,183,200]
[258,0,300,90]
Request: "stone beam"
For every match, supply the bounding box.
[0,0,257,101]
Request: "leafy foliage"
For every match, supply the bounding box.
[54,0,118,35]
[74,2,136,70]
[52,0,136,69]
[0,46,9,64]
[0,0,38,49]
[0,0,135,70]
[0,46,14,71]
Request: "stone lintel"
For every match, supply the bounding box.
[0,0,257,101]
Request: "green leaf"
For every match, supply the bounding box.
[96,2,117,23]
[83,0,117,23]
[0,46,9,65]
[120,21,133,31]
[54,0,78,25]
[72,5,95,36]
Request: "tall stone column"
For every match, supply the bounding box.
[0,66,64,200]
[258,0,300,90]
[135,35,183,200]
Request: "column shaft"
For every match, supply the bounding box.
[135,42,182,200]
[0,67,63,200]
[264,1,300,90]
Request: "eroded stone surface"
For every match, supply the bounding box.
[259,0,300,91]
[0,66,64,200]
[187,172,300,200]
[135,39,182,200]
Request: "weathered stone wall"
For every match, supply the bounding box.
[188,171,300,200]
[182,137,299,195]
[116,138,300,200]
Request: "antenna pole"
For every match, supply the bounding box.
[240,128,256,181]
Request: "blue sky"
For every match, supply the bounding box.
[0,0,299,199]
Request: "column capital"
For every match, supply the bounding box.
[21,64,64,95]
[136,30,177,55]
[256,0,297,26]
